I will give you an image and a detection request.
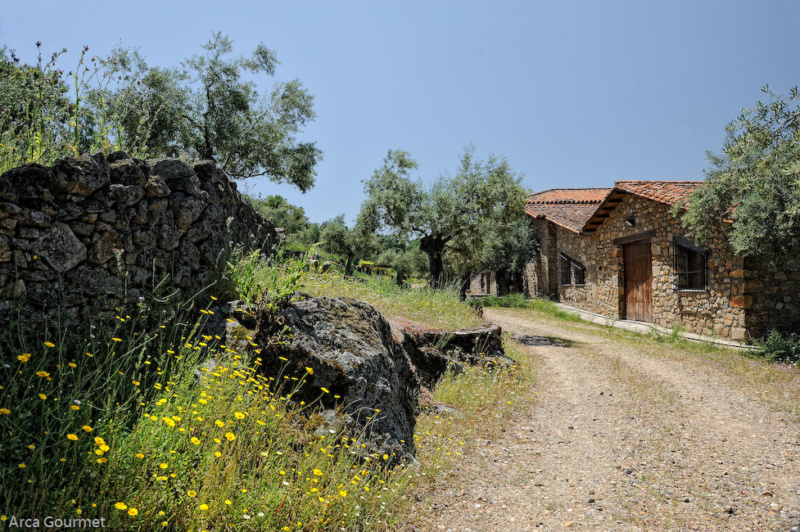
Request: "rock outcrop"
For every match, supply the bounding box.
[388,316,516,389]
[254,295,419,464]
[0,153,276,319]
[207,294,515,466]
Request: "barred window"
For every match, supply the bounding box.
[559,253,586,286]
[673,237,707,290]
[560,254,571,285]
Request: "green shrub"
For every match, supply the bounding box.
[754,330,800,364]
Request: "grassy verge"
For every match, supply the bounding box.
[0,259,533,530]
[470,293,581,322]
[304,271,482,330]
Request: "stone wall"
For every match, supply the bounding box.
[522,219,552,298]
[0,152,276,318]
[743,255,800,338]
[553,224,596,312]
[468,271,497,296]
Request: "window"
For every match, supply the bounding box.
[673,237,707,290]
[559,253,586,286]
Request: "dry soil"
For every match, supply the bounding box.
[411,308,800,531]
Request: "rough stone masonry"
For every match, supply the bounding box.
[0,152,276,319]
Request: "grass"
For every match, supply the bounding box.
[304,271,483,330]
[470,293,582,322]
[0,254,533,530]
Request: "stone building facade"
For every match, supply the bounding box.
[515,181,799,342]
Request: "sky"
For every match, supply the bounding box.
[2,0,799,224]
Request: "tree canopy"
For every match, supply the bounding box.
[681,85,800,265]
[357,146,529,289]
[319,215,378,275]
[1,35,321,191]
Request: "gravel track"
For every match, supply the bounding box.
[411,309,800,531]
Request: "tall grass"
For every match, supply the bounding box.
[0,256,534,529]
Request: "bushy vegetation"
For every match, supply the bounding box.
[754,330,800,364]
[0,250,530,529]
[0,35,320,189]
[681,85,800,266]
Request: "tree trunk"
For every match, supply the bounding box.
[345,253,354,276]
[459,273,471,301]
[396,270,405,287]
[420,234,447,290]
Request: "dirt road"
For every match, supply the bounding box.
[415,308,800,531]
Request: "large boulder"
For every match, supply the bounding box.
[253,295,419,464]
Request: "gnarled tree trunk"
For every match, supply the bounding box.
[419,234,447,290]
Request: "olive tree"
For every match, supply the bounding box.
[682,85,800,265]
[358,146,527,289]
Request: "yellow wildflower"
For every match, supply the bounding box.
[44,341,55,348]
[18,353,31,363]
[67,434,78,441]
[115,502,127,510]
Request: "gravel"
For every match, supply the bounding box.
[409,309,800,531]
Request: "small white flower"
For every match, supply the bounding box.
[73,400,81,405]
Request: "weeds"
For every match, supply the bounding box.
[0,253,533,529]
[754,330,800,364]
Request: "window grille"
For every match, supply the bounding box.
[560,254,571,285]
[672,237,707,291]
[559,253,586,286]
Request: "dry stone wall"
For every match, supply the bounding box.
[0,152,276,318]
[742,255,800,338]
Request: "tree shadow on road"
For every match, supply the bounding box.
[512,334,574,348]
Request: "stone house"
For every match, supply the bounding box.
[472,181,800,342]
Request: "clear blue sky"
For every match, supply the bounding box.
[2,1,799,224]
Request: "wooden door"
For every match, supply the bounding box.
[623,240,652,322]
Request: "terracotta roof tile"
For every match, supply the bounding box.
[614,181,700,209]
[527,188,611,205]
[526,188,611,233]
